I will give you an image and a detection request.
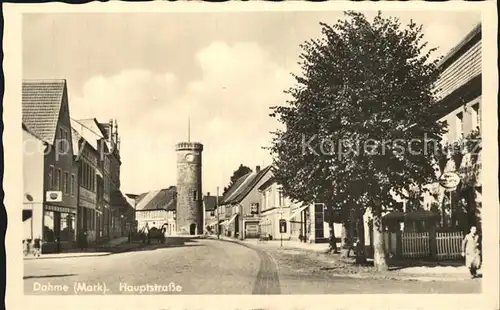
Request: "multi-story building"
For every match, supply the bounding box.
[22,124,46,243]
[95,119,122,239]
[22,79,79,253]
[424,23,482,231]
[203,193,221,233]
[218,166,273,240]
[72,118,109,243]
[257,177,338,243]
[71,120,100,245]
[135,187,177,234]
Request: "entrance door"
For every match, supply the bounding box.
[190,223,196,235]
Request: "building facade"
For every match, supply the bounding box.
[135,187,177,234]
[22,125,46,243]
[258,178,291,240]
[175,142,203,235]
[414,24,482,232]
[71,123,99,245]
[22,79,79,253]
[203,193,221,233]
[219,166,273,240]
[258,177,337,243]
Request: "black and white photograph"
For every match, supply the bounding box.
[2,2,499,309]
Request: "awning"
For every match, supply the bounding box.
[286,205,309,221]
[207,220,218,226]
[226,214,238,225]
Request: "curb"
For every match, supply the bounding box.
[23,242,148,260]
[210,237,474,283]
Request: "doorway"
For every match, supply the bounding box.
[190,223,196,235]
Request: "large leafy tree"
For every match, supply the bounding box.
[268,11,446,271]
[223,164,253,195]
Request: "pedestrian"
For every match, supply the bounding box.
[461,226,481,278]
[33,236,41,257]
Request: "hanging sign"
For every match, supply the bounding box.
[439,172,460,191]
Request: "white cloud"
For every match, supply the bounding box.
[69,41,295,195]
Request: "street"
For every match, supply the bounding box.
[24,237,481,295]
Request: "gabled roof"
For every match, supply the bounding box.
[220,172,253,205]
[22,79,67,144]
[71,127,82,155]
[110,190,134,209]
[71,118,104,152]
[221,166,273,205]
[22,122,45,143]
[258,176,276,191]
[437,23,481,70]
[125,193,139,200]
[135,186,177,211]
[203,195,222,211]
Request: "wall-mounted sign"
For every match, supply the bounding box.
[46,191,62,202]
[250,203,259,215]
[439,172,461,191]
[279,219,287,233]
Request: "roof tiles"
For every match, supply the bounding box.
[22,79,67,144]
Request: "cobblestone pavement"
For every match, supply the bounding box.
[24,237,261,295]
[264,247,482,294]
[23,237,481,295]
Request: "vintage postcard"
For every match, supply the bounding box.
[2,1,499,309]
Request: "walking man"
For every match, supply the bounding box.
[461,226,481,278]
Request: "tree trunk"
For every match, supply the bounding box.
[355,217,366,264]
[340,221,350,258]
[326,221,338,254]
[372,209,388,272]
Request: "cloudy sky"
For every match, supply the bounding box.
[23,10,481,196]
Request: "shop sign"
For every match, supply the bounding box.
[44,204,76,214]
[439,172,461,191]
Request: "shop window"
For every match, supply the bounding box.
[456,112,464,140]
[471,103,480,131]
[43,211,55,242]
[60,214,74,242]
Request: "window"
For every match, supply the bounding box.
[71,174,76,196]
[210,211,215,217]
[56,169,61,190]
[456,112,464,140]
[193,190,197,201]
[278,190,284,207]
[48,166,54,190]
[471,103,480,131]
[265,189,271,209]
[64,172,69,194]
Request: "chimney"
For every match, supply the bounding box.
[256,166,261,173]
[108,119,114,141]
[207,192,210,197]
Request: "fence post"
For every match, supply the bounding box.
[429,227,437,260]
[396,231,402,259]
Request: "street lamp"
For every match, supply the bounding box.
[25,194,34,240]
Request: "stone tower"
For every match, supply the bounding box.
[175,141,203,235]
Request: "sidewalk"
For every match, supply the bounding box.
[212,236,478,282]
[24,237,146,260]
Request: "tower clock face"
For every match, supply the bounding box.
[185,154,194,162]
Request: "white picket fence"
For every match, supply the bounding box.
[436,231,463,260]
[401,232,430,258]
[383,231,464,260]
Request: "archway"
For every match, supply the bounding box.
[190,223,196,235]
